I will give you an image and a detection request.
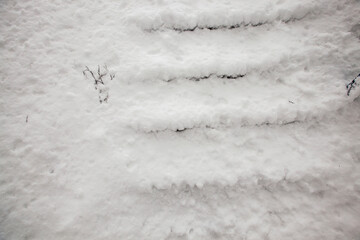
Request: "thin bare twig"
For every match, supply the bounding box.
[347,73,360,96]
[83,65,115,103]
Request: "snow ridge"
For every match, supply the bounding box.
[126,0,322,32]
[145,12,311,32]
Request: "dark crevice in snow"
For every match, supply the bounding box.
[146,15,309,33]
[175,128,187,133]
[175,125,215,133]
[256,120,300,127]
[146,125,214,134]
[242,120,302,128]
[282,120,300,126]
[147,120,301,134]
[171,22,266,32]
[166,73,246,82]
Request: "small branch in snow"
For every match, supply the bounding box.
[83,65,106,87]
[110,73,115,80]
[83,65,115,103]
[346,73,360,96]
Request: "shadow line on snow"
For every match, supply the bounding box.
[145,14,310,33]
[166,73,246,82]
[146,120,301,134]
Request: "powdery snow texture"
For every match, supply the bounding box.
[0,0,360,239]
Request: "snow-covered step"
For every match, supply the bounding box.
[124,0,324,31]
[110,68,358,132]
[1,0,360,240]
[76,97,360,189]
[117,23,307,82]
[118,9,358,84]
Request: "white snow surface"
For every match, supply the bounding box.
[1,0,360,239]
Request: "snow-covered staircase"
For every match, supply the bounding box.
[1,0,360,239]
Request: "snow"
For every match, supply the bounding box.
[0,0,360,239]
[126,0,321,30]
